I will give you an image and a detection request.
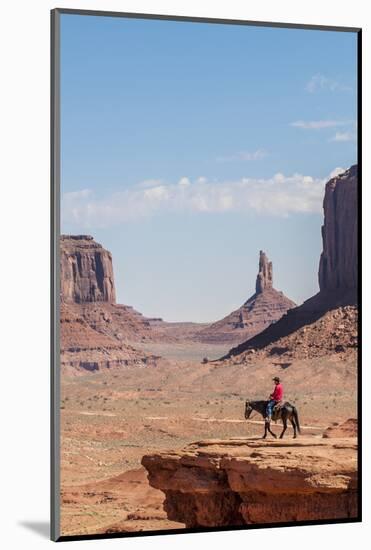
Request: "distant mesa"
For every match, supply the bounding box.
[196,250,296,344]
[60,235,159,374]
[226,165,358,360]
[60,235,116,304]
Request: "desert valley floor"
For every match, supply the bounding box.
[60,341,357,536]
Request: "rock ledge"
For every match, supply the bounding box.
[142,437,357,527]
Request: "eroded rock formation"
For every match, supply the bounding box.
[226,305,358,361]
[61,235,116,304]
[60,304,158,375]
[256,250,273,293]
[197,251,295,344]
[60,235,165,373]
[319,165,358,294]
[226,166,358,358]
[142,437,357,527]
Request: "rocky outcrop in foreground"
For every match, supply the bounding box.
[197,251,295,344]
[142,437,357,527]
[61,235,116,304]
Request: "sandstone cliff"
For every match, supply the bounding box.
[60,304,158,375]
[319,165,358,295]
[142,437,357,527]
[197,251,295,344]
[61,235,116,304]
[226,165,358,358]
[60,235,164,373]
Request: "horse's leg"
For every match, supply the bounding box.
[290,416,297,438]
[262,420,268,439]
[267,421,277,439]
[279,418,287,439]
[279,411,288,439]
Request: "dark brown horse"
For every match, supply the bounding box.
[244,399,301,439]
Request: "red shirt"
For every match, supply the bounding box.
[271,383,283,401]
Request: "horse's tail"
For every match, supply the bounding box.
[293,406,301,434]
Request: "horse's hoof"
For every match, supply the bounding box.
[262,436,267,439]
[279,435,283,439]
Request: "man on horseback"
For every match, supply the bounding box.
[266,376,283,421]
[245,386,300,439]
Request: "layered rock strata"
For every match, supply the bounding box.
[319,165,358,294]
[60,235,161,373]
[142,437,357,527]
[60,305,158,375]
[60,235,205,347]
[61,235,116,304]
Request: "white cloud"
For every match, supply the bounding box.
[330,132,356,142]
[305,74,352,93]
[135,179,164,189]
[196,177,207,185]
[62,169,345,229]
[217,149,267,162]
[143,185,169,200]
[63,188,92,200]
[290,120,350,130]
[178,177,191,186]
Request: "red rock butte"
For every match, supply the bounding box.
[60,235,159,374]
[60,235,116,304]
[226,165,358,358]
[196,250,296,344]
[319,164,358,295]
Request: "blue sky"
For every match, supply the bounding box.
[60,14,357,322]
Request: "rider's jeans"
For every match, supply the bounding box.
[266,400,276,417]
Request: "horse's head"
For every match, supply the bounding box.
[244,399,253,419]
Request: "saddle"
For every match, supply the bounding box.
[272,401,283,421]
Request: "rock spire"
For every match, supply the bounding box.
[255,250,273,294]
